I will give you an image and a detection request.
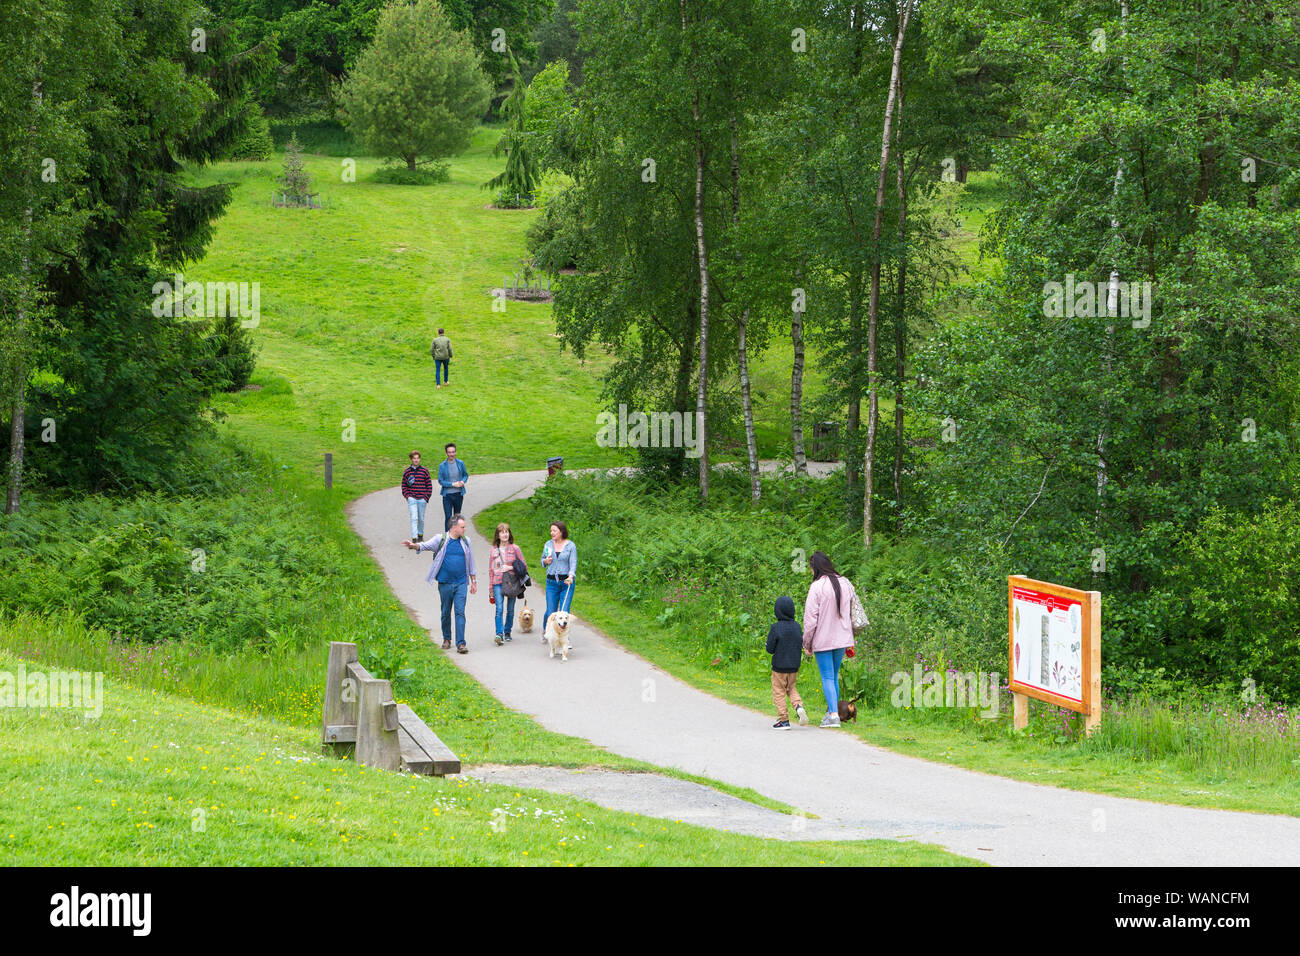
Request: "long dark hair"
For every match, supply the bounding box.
[810,551,842,617]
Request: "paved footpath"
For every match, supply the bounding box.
[350,468,1300,866]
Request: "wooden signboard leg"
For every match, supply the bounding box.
[1013,692,1028,731]
[1085,590,1102,736]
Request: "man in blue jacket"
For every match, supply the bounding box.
[404,515,477,653]
[438,442,468,531]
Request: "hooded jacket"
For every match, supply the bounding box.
[766,596,803,673]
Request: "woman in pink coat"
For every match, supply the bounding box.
[802,551,858,727]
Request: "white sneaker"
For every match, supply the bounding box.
[796,705,808,725]
[820,712,840,728]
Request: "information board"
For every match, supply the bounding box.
[1007,576,1101,730]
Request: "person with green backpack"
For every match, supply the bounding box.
[430,328,453,387]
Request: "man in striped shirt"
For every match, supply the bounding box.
[401,450,434,541]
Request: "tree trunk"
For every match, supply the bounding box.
[681,0,710,503]
[863,0,913,548]
[845,266,863,495]
[791,292,807,475]
[738,311,760,499]
[892,116,907,519]
[727,116,760,500]
[5,209,31,515]
[6,80,40,516]
[1096,0,1128,529]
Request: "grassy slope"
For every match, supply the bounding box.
[481,498,1300,818]
[0,650,971,866]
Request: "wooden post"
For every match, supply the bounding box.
[349,660,401,771]
[324,452,333,489]
[321,641,358,757]
[1085,589,1102,735]
[1013,692,1028,731]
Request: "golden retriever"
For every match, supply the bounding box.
[544,611,572,661]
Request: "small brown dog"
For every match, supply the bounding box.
[837,700,858,723]
[519,602,535,633]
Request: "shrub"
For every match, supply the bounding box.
[0,488,342,653]
[371,163,450,186]
[1163,499,1300,699]
[227,101,275,161]
[202,311,259,392]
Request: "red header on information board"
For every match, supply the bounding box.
[1012,585,1081,614]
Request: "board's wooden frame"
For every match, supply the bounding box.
[1008,576,1102,734]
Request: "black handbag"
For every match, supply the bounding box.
[498,547,528,597]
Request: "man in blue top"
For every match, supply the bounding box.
[404,515,478,653]
[438,442,468,532]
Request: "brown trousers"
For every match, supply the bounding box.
[771,671,803,721]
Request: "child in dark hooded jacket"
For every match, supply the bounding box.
[766,596,808,728]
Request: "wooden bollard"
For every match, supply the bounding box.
[321,642,358,757]
[324,452,333,489]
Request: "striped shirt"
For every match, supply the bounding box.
[401,465,433,500]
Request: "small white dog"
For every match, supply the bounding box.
[544,611,573,662]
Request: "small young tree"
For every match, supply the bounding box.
[277,132,314,205]
[338,0,491,172]
[485,53,539,206]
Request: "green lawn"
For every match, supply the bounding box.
[0,650,971,866]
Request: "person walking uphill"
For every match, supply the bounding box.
[404,515,478,653]
[430,328,453,387]
[767,596,808,729]
[401,450,433,541]
[438,442,468,531]
[802,551,858,727]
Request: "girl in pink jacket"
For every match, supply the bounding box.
[802,551,858,727]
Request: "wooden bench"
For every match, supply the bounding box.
[321,641,460,775]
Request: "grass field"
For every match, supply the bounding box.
[0,650,972,866]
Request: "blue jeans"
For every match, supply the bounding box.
[437,578,468,646]
[493,583,517,636]
[442,493,463,531]
[407,497,428,538]
[543,577,574,629]
[435,359,449,384]
[815,648,846,714]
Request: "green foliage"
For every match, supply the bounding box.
[906,0,1300,700]
[485,54,540,204]
[528,0,583,84]
[268,113,359,156]
[276,133,316,205]
[0,487,342,653]
[337,0,492,171]
[227,100,275,161]
[524,173,590,272]
[371,163,451,185]
[1167,499,1300,698]
[523,59,576,170]
[202,311,259,392]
